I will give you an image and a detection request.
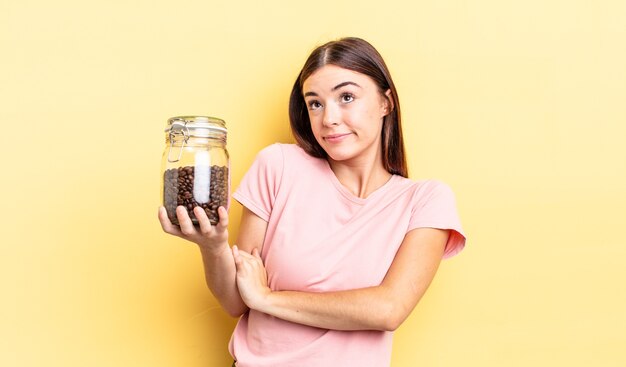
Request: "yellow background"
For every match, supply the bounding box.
[1,0,625,366]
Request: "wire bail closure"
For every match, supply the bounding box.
[166,121,189,163]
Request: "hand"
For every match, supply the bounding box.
[232,246,271,310]
[158,205,229,254]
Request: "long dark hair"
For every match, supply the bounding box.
[289,37,407,177]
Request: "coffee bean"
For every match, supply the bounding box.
[163,165,229,226]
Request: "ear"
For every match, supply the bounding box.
[382,89,394,116]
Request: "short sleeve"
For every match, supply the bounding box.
[233,144,284,222]
[408,180,466,259]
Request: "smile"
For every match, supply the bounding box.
[324,133,352,143]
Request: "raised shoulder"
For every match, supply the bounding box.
[255,143,285,163]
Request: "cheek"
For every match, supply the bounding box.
[360,106,383,126]
[308,113,323,136]
[363,109,385,138]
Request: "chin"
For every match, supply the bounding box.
[324,146,359,162]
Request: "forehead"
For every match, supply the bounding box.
[302,65,376,92]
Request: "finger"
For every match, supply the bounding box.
[158,207,183,236]
[194,206,213,235]
[252,247,261,259]
[176,206,197,236]
[232,245,244,270]
[215,206,229,233]
[234,248,255,260]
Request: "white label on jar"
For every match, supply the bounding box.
[194,150,211,204]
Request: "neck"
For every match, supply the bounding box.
[327,150,392,199]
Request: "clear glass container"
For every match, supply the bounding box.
[161,116,229,225]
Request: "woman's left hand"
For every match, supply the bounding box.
[232,246,271,310]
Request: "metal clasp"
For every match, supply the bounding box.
[166,121,190,163]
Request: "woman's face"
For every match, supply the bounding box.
[302,65,391,166]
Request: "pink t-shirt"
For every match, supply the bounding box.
[229,143,466,367]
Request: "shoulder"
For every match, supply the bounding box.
[251,143,324,183]
[255,143,311,162]
[403,179,465,258]
[254,143,283,162]
[415,179,454,196]
[403,179,457,208]
[390,177,453,196]
[259,143,324,171]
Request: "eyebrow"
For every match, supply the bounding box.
[303,81,362,97]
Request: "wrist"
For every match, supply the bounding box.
[252,288,275,314]
[199,242,231,258]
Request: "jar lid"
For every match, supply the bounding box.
[165,116,227,137]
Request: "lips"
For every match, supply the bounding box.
[324,133,352,143]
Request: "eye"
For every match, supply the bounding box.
[307,100,322,110]
[340,93,355,103]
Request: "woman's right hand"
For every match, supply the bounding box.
[158,205,230,253]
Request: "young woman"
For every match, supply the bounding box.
[158,37,466,367]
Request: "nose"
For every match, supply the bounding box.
[322,103,340,127]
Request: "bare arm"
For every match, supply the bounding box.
[233,227,449,331]
[158,205,268,317]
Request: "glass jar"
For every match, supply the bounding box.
[161,116,229,225]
